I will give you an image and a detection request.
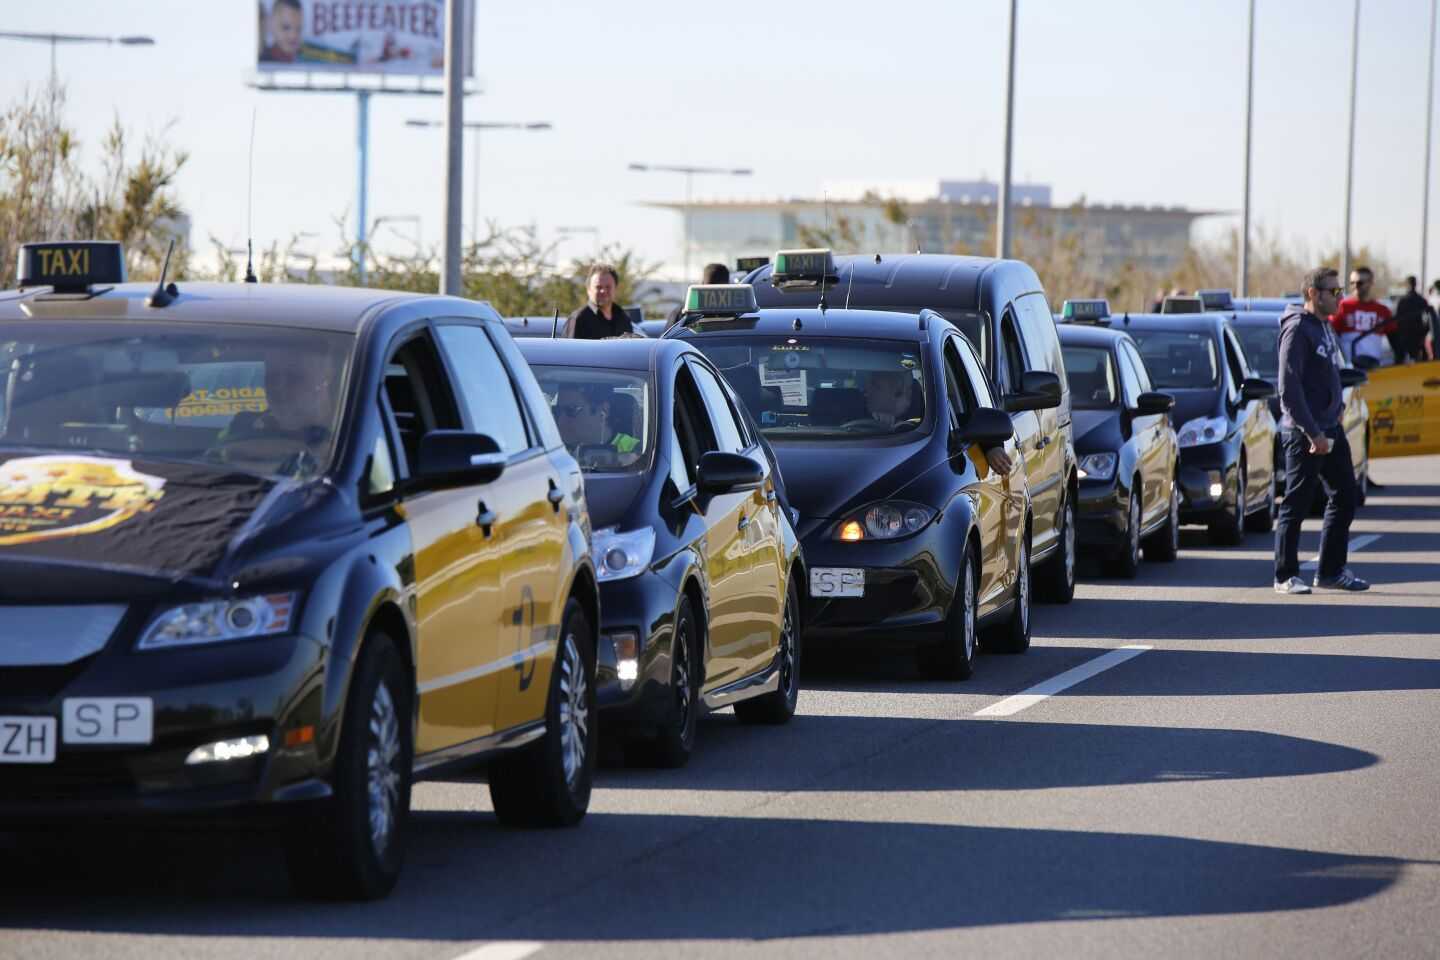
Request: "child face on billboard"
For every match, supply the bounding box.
[267,2,303,60]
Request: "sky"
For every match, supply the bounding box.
[4,0,1440,285]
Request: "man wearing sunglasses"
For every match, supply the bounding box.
[553,384,640,459]
[1330,266,1395,367]
[1273,267,1368,594]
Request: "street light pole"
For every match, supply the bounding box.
[1423,0,1437,286]
[1239,0,1256,297]
[1342,0,1361,282]
[628,163,753,279]
[997,0,1017,260]
[0,31,156,95]
[441,0,465,296]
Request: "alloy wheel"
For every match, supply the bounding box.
[778,592,797,697]
[1128,495,1141,569]
[558,631,589,789]
[962,560,976,661]
[1017,538,1030,633]
[366,681,402,858]
[673,621,693,733]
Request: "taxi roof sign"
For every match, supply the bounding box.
[1160,296,1205,315]
[772,248,839,289]
[684,283,758,317]
[735,255,770,274]
[1061,298,1111,323]
[1196,288,1234,311]
[18,241,126,294]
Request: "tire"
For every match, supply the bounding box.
[1035,493,1076,604]
[1356,457,1369,507]
[735,578,802,724]
[629,596,699,768]
[1143,474,1180,563]
[489,597,595,828]
[917,544,977,680]
[1209,462,1246,546]
[1246,466,1276,532]
[984,531,1031,654]
[285,634,412,901]
[1107,489,1142,579]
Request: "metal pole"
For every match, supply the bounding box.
[1342,0,1361,282]
[441,0,466,296]
[1423,0,1437,285]
[471,129,480,248]
[1239,0,1255,297]
[357,89,370,285]
[997,0,1017,259]
[683,171,693,280]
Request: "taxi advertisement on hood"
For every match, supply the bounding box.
[1361,359,1440,458]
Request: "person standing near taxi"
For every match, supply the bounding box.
[1392,275,1434,363]
[1330,266,1395,366]
[1274,267,1368,595]
[565,264,634,339]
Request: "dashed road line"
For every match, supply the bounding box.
[451,942,544,960]
[1301,533,1382,572]
[974,645,1153,718]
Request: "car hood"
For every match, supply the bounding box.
[1072,409,1124,453]
[0,450,294,597]
[771,439,930,520]
[1166,388,1225,427]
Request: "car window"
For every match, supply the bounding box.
[1223,326,1251,381]
[689,362,748,454]
[672,364,718,486]
[491,324,564,450]
[941,339,970,425]
[529,364,654,474]
[1115,346,1142,408]
[1015,293,1065,377]
[384,334,463,477]
[954,334,996,408]
[866,307,988,368]
[1128,329,1221,390]
[1232,325,1279,381]
[998,308,1027,393]
[1120,340,1153,393]
[1061,345,1119,409]
[435,324,531,455]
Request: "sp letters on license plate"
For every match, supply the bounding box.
[810,567,865,598]
[62,698,154,745]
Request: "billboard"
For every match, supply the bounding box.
[256,1,473,76]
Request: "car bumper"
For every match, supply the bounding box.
[593,573,679,734]
[1177,443,1234,523]
[0,633,329,821]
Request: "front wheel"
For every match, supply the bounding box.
[735,578,802,725]
[984,533,1031,654]
[629,596,699,768]
[1143,476,1180,562]
[1106,491,1142,579]
[917,545,977,680]
[1210,463,1246,545]
[1035,495,1076,604]
[489,597,595,827]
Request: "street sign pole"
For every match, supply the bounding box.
[1239,0,1255,297]
[357,89,370,284]
[997,0,1017,260]
[441,0,466,296]
[1342,0,1361,282]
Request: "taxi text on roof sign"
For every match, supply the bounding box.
[17,241,126,293]
[772,249,839,286]
[685,284,758,316]
[1062,299,1111,322]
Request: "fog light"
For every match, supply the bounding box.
[185,734,269,765]
[609,631,640,689]
[617,660,639,683]
[1208,482,1224,498]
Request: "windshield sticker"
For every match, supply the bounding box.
[170,386,270,419]
[0,455,166,546]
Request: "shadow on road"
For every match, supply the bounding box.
[1034,596,1438,641]
[0,812,1409,940]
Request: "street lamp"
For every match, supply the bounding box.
[628,162,753,279]
[407,119,552,246]
[0,31,156,88]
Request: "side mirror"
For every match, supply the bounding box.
[958,407,1016,446]
[1339,368,1369,387]
[1003,370,1063,412]
[414,431,506,489]
[1353,354,1380,371]
[1239,377,1276,402]
[1133,391,1175,416]
[697,451,764,494]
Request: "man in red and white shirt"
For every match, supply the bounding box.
[1330,266,1395,365]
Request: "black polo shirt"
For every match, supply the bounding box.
[564,303,634,339]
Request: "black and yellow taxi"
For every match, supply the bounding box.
[518,314,804,767]
[666,270,1036,680]
[1056,300,1181,577]
[0,242,600,900]
[1115,311,1277,544]
[742,249,1079,604]
[1360,358,1440,459]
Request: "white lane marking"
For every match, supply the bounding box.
[974,645,1152,718]
[1300,533,1381,572]
[451,943,544,960]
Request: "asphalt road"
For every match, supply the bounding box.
[4,455,1439,960]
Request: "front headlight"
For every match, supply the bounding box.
[138,593,299,650]
[1077,452,1118,482]
[834,501,937,541]
[1176,416,1229,448]
[592,527,655,581]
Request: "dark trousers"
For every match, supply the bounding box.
[1274,426,1356,582]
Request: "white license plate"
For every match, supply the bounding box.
[0,716,57,763]
[810,567,865,598]
[63,698,153,745]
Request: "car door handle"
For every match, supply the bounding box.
[765,488,777,503]
[1424,378,1440,389]
[738,515,750,532]
[547,480,564,512]
[476,502,497,536]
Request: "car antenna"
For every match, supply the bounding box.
[243,106,258,283]
[550,306,560,338]
[146,238,179,308]
[843,261,856,310]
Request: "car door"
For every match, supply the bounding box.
[687,358,782,680]
[947,335,1020,614]
[1360,359,1440,458]
[1119,340,1168,526]
[385,331,502,755]
[1016,292,1069,523]
[997,306,1052,557]
[1223,325,1272,505]
[671,362,751,690]
[434,321,566,734]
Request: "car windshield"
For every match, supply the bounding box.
[529,365,653,473]
[1233,325,1279,380]
[0,322,352,479]
[682,336,927,440]
[1128,329,1221,389]
[1061,345,1119,409]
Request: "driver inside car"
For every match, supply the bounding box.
[554,383,641,464]
[862,368,1014,475]
[212,348,337,475]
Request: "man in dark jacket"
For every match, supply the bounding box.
[1391,275,1435,363]
[1273,267,1368,594]
[564,264,633,339]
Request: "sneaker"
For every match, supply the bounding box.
[1314,568,1370,591]
[1274,576,1312,595]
